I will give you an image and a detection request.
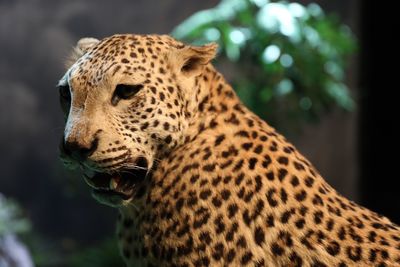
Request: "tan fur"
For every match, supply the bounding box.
[59,34,400,267]
[64,37,99,69]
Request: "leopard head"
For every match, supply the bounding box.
[58,34,217,207]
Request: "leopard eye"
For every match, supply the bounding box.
[58,84,71,119]
[58,84,71,101]
[112,84,144,105]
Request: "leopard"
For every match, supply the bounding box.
[58,34,400,267]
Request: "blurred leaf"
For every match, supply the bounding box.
[0,194,30,235]
[172,0,357,131]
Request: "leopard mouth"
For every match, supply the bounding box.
[83,157,148,205]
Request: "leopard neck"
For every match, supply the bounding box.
[183,65,245,140]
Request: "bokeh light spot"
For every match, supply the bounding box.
[289,3,306,18]
[300,97,312,110]
[308,3,323,17]
[276,79,293,95]
[229,29,246,45]
[280,54,293,67]
[262,44,281,63]
[204,28,220,41]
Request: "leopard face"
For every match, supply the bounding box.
[58,34,217,206]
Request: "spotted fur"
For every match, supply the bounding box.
[58,34,400,267]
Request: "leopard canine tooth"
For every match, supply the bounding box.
[110,176,119,190]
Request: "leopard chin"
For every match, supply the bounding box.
[84,157,149,207]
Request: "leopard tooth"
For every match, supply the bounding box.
[110,177,119,190]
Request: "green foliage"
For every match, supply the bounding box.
[68,238,124,267]
[0,195,30,235]
[26,235,124,267]
[172,0,356,129]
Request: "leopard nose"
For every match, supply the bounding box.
[63,137,99,161]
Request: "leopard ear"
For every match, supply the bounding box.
[172,43,218,76]
[65,37,100,68]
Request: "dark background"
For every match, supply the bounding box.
[0,0,398,258]
[359,1,399,223]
